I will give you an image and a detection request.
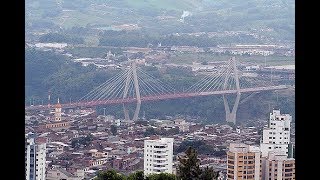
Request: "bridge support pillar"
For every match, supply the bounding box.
[122,61,141,121]
[222,57,241,124]
[223,92,241,124]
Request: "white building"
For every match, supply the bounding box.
[144,138,174,176]
[174,119,190,132]
[25,134,46,180]
[260,110,292,157]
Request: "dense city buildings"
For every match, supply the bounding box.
[25,133,47,180]
[227,143,262,180]
[144,138,174,176]
[25,99,294,179]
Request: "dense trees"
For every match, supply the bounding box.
[95,169,126,180]
[25,48,117,104]
[99,31,219,48]
[94,170,176,180]
[146,173,176,180]
[39,32,85,44]
[175,140,219,155]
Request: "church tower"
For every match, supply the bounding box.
[54,98,62,121]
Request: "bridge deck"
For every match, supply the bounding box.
[25,85,289,111]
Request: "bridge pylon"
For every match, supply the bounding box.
[123,60,141,121]
[222,57,241,124]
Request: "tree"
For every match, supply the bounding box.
[146,173,177,180]
[110,125,117,136]
[94,169,126,180]
[177,147,202,180]
[144,127,156,137]
[177,147,219,180]
[127,171,144,180]
[199,166,219,180]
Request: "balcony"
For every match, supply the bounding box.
[153,166,168,170]
[153,152,168,156]
[153,161,168,166]
[154,157,167,161]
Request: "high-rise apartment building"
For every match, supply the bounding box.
[144,138,174,176]
[25,134,47,180]
[227,143,262,180]
[260,110,292,157]
[262,151,295,180]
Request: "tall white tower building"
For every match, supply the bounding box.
[144,138,174,176]
[25,134,47,180]
[260,109,292,157]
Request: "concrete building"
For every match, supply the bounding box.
[227,143,261,180]
[260,110,292,157]
[25,134,47,180]
[262,151,295,180]
[144,138,174,176]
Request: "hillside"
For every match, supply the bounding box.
[26,0,294,42]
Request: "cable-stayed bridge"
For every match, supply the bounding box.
[25,57,290,124]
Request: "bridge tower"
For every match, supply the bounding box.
[222,57,241,124]
[123,60,141,121]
